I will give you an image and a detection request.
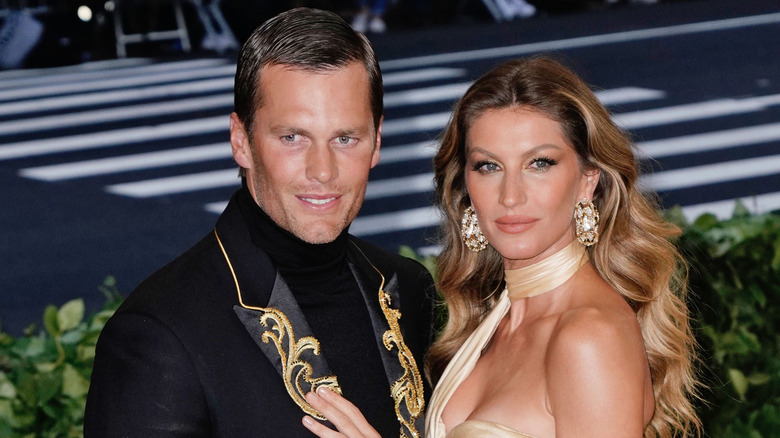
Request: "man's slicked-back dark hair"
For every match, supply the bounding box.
[233,7,383,138]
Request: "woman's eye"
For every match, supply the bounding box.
[473,161,499,173]
[529,157,557,171]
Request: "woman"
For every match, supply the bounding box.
[303,57,700,438]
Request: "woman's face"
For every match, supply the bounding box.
[464,107,599,270]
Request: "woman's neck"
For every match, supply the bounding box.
[504,241,588,302]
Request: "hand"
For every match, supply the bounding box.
[301,387,381,438]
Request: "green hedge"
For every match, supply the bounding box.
[671,204,780,437]
[0,278,122,437]
[1,205,778,437]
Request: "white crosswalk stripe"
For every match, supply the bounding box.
[20,143,232,181]
[0,64,238,102]
[0,77,234,117]
[379,12,780,70]
[636,122,780,159]
[0,116,227,160]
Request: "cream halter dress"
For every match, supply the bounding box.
[425,242,588,438]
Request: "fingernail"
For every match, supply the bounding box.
[316,386,328,396]
[302,416,314,426]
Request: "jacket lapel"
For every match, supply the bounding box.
[348,240,426,437]
[232,273,341,420]
[214,194,340,420]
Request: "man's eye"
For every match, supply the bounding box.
[281,134,299,143]
[336,136,354,145]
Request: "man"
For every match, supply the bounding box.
[85,8,436,437]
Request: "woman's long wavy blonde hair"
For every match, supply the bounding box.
[426,56,701,437]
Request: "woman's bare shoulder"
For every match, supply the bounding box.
[548,268,644,368]
[543,270,649,435]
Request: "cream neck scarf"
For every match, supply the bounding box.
[504,240,588,302]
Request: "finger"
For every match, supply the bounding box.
[315,389,380,438]
[302,415,342,438]
[307,390,362,435]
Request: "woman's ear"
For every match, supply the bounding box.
[230,113,253,170]
[581,168,601,200]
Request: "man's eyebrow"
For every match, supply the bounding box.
[269,125,312,136]
[333,128,367,137]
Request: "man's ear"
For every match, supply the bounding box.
[370,116,382,169]
[230,113,253,170]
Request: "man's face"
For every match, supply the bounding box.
[230,62,381,244]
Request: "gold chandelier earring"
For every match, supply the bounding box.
[461,206,487,252]
[575,198,599,247]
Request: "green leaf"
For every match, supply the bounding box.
[35,362,57,373]
[772,235,780,273]
[749,285,767,308]
[22,336,46,359]
[36,371,61,404]
[15,373,36,406]
[728,368,749,400]
[0,398,35,428]
[736,328,761,353]
[60,328,84,346]
[398,245,417,260]
[76,345,96,363]
[0,399,12,422]
[43,305,59,337]
[0,372,16,399]
[746,373,771,386]
[0,333,12,347]
[57,299,84,333]
[41,399,64,421]
[732,199,751,218]
[664,205,689,227]
[61,364,89,399]
[693,212,719,230]
[88,310,116,331]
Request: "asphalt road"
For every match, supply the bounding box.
[1,0,779,334]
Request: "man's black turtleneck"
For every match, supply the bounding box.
[235,183,399,435]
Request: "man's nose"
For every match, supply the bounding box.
[305,144,338,184]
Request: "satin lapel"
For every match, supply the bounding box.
[348,241,426,438]
[214,194,340,420]
[232,273,340,420]
[348,257,400,385]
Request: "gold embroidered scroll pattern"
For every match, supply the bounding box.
[258,307,342,420]
[351,239,425,438]
[379,288,425,438]
[215,230,341,421]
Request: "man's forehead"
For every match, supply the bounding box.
[258,62,368,83]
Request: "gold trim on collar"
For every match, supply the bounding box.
[351,242,425,438]
[215,229,341,420]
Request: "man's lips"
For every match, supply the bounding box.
[298,195,340,206]
[494,215,537,233]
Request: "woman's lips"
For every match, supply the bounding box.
[494,215,537,233]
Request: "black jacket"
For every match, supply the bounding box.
[84,193,436,437]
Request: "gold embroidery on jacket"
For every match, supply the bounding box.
[352,242,425,438]
[215,230,341,420]
[257,308,342,420]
